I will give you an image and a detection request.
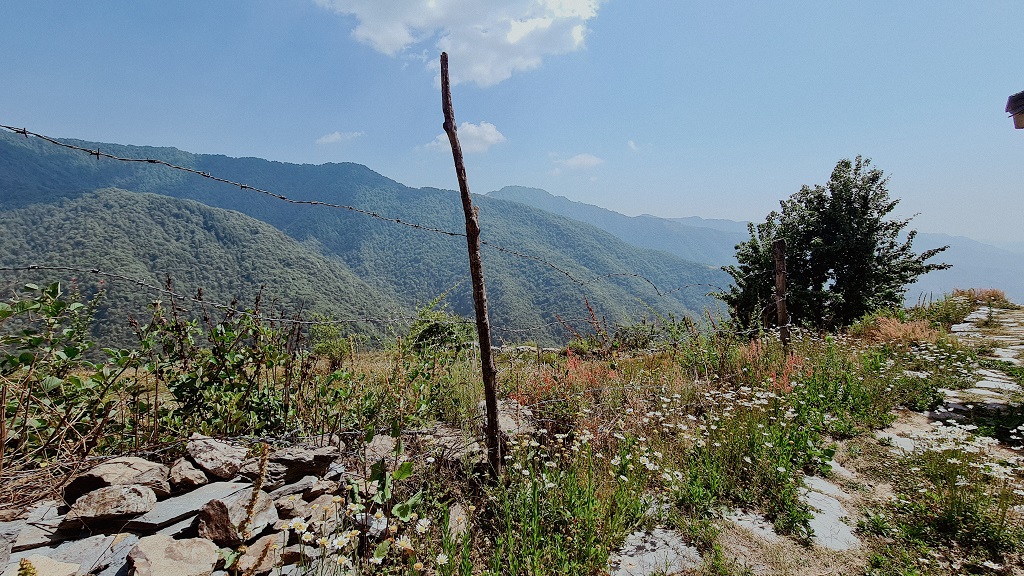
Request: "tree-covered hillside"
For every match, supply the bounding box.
[0,188,404,347]
[0,131,729,344]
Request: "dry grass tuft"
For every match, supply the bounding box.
[953,288,1017,309]
[855,316,939,344]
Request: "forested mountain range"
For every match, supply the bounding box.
[490,185,1024,304]
[487,186,744,266]
[0,130,727,345]
[0,188,408,347]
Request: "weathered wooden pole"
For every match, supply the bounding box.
[440,52,501,474]
[772,238,790,350]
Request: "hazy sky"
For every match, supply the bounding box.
[2,1,1022,243]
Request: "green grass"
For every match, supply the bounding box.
[4,288,1023,575]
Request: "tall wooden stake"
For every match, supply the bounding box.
[440,53,501,474]
[772,238,790,350]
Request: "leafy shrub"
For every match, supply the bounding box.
[132,296,303,437]
[1,283,139,472]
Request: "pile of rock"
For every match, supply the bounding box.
[0,399,544,576]
[0,433,345,576]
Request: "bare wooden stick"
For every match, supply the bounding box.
[772,238,790,350]
[440,52,501,474]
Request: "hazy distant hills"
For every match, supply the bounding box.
[0,131,726,345]
[488,186,1024,304]
[488,186,745,266]
[909,233,1024,303]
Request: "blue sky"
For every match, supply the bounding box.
[2,1,1022,244]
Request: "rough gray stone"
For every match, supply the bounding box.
[608,529,701,576]
[478,399,536,439]
[1,554,79,576]
[125,481,248,532]
[0,522,17,568]
[196,488,277,547]
[50,534,115,573]
[303,479,338,500]
[423,425,484,463]
[94,533,140,576]
[187,434,248,480]
[235,533,288,575]
[874,431,914,453]
[724,510,779,542]
[800,476,861,551]
[169,459,209,492]
[63,458,170,505]
[273,495,311,521]
[127,534,219,576]
[323,462,346,481]
[61,486,156,529]
[363,435,401,465]
[239,445,339,490]
[268,476,318,500]
[13,502,77,552]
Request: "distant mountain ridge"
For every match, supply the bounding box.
[0,130,728,344]
[488,185,1024,304]
[0,188,404,347]
[487,186,745,266]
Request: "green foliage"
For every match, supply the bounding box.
[866,421,1024,570]
[488,434,645,576]
[907,293,975,329]
[407,295,475,357]
[0,188,402,349]
[1,283,137,470]
[309,316,358,371]
[133,298,302,437]
[722,157,949,331]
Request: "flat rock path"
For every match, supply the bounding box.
[635,305,1024,576]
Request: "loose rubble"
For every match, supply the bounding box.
[0,435,349,575]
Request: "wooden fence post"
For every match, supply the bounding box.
[440,53,502,474]
[772,238,790,350]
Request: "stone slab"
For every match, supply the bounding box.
[268,476,318,500]
[608,528,701,576]
[125,482,248,531]
[827,460,856,480]
[51,535,115,574]
[874,432,914,453]
[974,378,1021,392]
[12,502,77,552]
[94,534,139,576]
[801,490,860,551]
[803,475,847,499]
[724,510,779,542]
[1,554,79,576]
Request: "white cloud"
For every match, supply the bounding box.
[426,121,506,153]
[313,0,603,86]
[316,130,364,144]
[627,140,638,152]
[558,153,603,169]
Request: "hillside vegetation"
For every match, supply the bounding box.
[2,281,1022,575]
[0,188,402,347]
[0,130,727,344]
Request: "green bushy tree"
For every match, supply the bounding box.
[722,156,949,330]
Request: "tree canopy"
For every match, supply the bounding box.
[721,156,950,331]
